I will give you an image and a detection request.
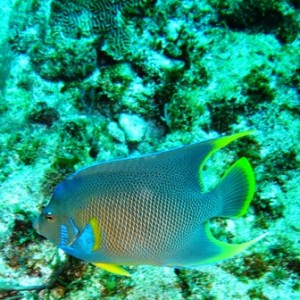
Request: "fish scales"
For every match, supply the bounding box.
[68,169,210,264]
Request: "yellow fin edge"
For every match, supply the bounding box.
[221,157,256,217]
[93,262,131,277]
[198,223,268,265]
[199,131,255,174]
[212,131,255,151]
[90,217,101,251]
[198,131,255,190]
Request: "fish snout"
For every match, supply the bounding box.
[32,217,40,233]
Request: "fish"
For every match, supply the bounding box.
[33,131,267,276]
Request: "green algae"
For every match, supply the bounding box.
[209,0,299,43]
[0,0,299,299]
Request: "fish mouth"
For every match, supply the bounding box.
[32,218,40,233]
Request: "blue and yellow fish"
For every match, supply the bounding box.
[33,132,267,276]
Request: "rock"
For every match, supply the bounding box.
[119,113,147,143]
[107,121,126,143]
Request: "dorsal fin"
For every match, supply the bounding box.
[71,132,254,194]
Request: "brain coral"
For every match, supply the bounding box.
[50,0,144,58]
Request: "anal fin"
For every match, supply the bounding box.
[93,262,131,277]
[197,223,268,265]
[167,222,268,267]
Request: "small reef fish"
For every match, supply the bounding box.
[33,132,267,276]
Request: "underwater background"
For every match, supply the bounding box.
[0,0,299,299]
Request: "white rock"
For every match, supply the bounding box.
[107,121,126,143]
[119,113,147,142]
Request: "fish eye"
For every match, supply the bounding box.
[45,212,55,221]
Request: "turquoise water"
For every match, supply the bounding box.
[0,0,299,299]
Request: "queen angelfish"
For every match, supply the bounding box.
[33,132,267,276]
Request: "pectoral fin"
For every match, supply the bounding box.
[93,262,131,277]
[89,217,101,251]
[59,217,101,256]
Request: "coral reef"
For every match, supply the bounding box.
[49,0,148,59]
[0,0,299,299]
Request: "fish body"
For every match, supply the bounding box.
[33,132,267,275]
